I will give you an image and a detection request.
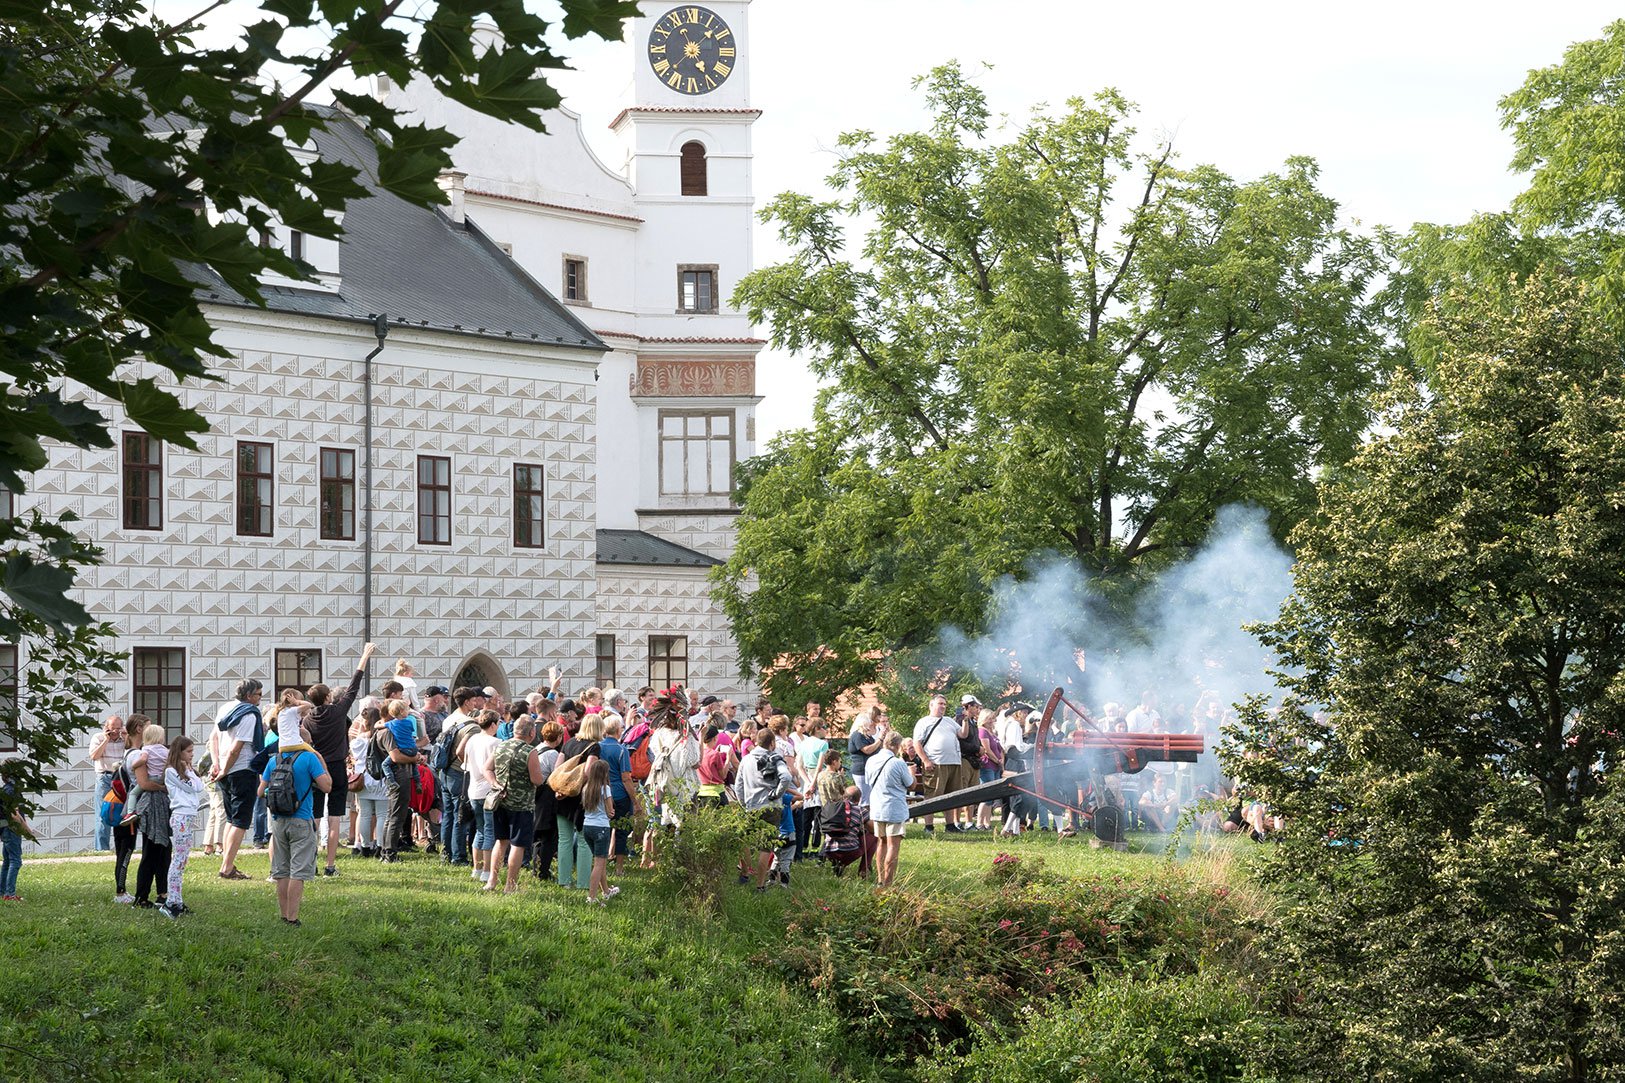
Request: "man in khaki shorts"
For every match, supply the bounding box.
[258,722,331,927]
[912,694,966,833]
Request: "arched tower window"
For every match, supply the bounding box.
[680,141,708,197]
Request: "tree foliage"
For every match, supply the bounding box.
[718,65,1394,704]
[1502,19,1625,314]
[1232,272,1625,1081]
[0,0,636,811]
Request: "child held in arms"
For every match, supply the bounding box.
[385,701,420,760]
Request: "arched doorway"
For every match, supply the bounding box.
[452,651,509,698]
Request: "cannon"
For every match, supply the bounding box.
[906,686,1205,838]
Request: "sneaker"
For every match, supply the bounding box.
[133,898,154,909]
[118,810,140,827]
[424,843,438,855]
[158,903,180,920]
[322,866,337,878]
[923,825,935,834]
[737,873,749,885]
[282,917,302,927]
[604,885,621,899]
[114,893,135,904]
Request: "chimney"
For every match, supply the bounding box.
[437,169,468,225]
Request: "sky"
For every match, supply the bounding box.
[168,0,1622,442]
[533,0,1619,443]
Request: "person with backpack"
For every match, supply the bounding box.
[303,641,375,878]
[433,686,487,866]
[737,729,793,891]
[257,720,331,926]
[350,709,389,858]
[110,716,144,903]
[209,679,269,881]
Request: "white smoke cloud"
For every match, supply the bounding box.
[933,504,1294,722]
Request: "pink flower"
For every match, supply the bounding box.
[998,919,1014,929]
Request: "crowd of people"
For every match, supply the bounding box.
[22,646,1267,919]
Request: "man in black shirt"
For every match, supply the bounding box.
[305,642,375,876]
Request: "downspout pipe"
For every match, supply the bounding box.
[363,312,388,676]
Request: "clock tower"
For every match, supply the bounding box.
[613,0,760,540]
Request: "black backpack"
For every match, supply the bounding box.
[264,750,307,816]
[431,720,466,774]
[366,734,388,779]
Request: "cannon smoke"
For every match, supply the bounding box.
[933,504,1295,717]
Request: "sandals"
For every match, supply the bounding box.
[218,869,249,880]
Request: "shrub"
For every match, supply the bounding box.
[916,972,1279,1083]
[762,856,1253,1062]
[646,799,780,913]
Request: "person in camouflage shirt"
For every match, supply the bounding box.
[484,716,541,894]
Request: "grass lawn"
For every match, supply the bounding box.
[2,826,1243,1083]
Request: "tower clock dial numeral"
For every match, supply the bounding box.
[647,5,736,96]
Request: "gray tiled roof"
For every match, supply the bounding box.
[597,529,723,568]
[199,110,605,352]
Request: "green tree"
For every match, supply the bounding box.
[718,65,1394,704]
[1502,18,1625,314]
[0,0,636,817]
[1232,272,1625,1082]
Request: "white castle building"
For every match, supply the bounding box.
[17,1,763,850]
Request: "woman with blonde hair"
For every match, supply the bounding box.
[130,721,173,908]
[554,715,605,890]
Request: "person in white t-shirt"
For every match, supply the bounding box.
[461,711,501,883]
[209,680,266,881]
[1125,690,1162,733]
[911,694,963,833]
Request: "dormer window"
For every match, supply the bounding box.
[680,141,708,196]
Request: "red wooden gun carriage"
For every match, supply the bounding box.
[906,686,1206,836]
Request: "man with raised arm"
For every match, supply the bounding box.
[304,642,376,877]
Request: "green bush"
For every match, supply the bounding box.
[763,856,1253,1062]
[646,798,780,913]
[916,973,1279,1083]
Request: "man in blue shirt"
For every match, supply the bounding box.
[258,722,330,927]
[598,716,642,878]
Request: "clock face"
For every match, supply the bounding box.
[647,6,736,96]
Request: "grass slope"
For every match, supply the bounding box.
[2,829,1209,1083]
